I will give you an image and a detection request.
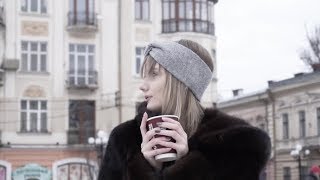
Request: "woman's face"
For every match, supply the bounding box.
[139,62,166,112]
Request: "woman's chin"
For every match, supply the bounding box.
[146,104,161,112]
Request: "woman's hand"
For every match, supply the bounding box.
[156,117,189,160]
[140,112,172,170]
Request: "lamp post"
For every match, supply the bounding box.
[88,130,109,166]
[290,144,310,180]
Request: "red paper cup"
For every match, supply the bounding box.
[146,115,179,162]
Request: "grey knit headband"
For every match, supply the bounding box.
[144,41,212,101]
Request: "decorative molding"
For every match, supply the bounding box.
[21,21,48,36]
[23,85,46,97]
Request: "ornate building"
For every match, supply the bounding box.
[218,70,320,180]
[0,0,218,179]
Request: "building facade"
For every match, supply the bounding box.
[0,0,218,179]
[218,70,320,180]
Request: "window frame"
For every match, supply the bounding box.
[21,0,47,14]
[68,43,96,86]
[21,41,48,73]
[317,107,320,135]
[283,167,291,180]
[161,0,215,34]
[298,110,306,138]
[282,113,289,139]
[134,47,145,76]
[135,0,150,21]
[68,0,96,26]
[20,99,48,133]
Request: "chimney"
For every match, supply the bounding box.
[268,80,274,86]
[294,73,304,77]
[311,63,320,72]
[232,89,243,97]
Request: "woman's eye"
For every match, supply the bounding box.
[152,71,158,76]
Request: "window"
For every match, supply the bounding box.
[57,162,95,180]
[317,108,320,135]
[0,165,6,180]
[282,113,289,139]
[68,0,95,26]
[162,0,215,34]
[283,167,291,180]
[68,100,95,144]
[20,100,47,133]
[134,47,144,76]
[299,110,306,137]
[211,49,216,60]
[69,44,96,86]
[21,41,47,72]
[135,0,149,20]
[301,166,308,180]
[21,0,47,14]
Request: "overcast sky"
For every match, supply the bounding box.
[215,0,320,99]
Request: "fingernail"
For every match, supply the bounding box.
[156,122,162,126]
[155,129,161,133]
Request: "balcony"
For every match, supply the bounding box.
[162,19,215,35]
[276,136,320,151]
[67,11,98,33]
[66,70,98,90]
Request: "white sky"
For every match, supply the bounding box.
[215,0,320,99]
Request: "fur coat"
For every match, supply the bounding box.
[98,103,271,180]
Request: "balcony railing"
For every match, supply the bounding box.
[66,70,98,89]
[162,19,215,35]
[67,11,98,33]
[276,136,320,151]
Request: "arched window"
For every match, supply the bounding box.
[57,163,95,180]
[162,0,216,35]
[0,160,11,180]
[0,165,6,180]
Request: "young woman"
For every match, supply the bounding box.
[98,39,271,180]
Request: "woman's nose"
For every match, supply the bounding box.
[139,81,148,92]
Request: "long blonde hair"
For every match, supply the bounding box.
[142,56,204,137]
[141,39,214,137]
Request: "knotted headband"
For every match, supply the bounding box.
[144,41,212,101]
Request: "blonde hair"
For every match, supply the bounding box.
[141,39,214,137]
[142,56,204,137]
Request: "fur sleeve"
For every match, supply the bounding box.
[201,126,271,180]
[98,128,125,180]
[163,126,271,180]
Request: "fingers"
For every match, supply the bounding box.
[140,112,148,136]
[141,137,172,157]
[141,136,169,152]
[141,127,161,148]
[158,119,187,139]
[155,129,185,144]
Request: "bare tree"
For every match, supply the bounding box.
[300,26,320,71]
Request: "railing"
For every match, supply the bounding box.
[162,19,215,35]
[67,11,97,33]
[276,136,320,151]
[66,70,98,89]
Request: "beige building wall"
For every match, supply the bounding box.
[218,71,320,180]
[120,0,218,122]
[0,0,218,179]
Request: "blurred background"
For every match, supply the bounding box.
[0,0,319,179]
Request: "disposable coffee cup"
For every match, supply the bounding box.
[146,115,179,162]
